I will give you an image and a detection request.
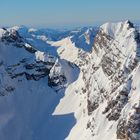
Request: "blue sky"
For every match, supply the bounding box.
[0,0,140,27]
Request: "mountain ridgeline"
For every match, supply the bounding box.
[0,21,140,140]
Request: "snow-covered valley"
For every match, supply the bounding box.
[0,20,140,140]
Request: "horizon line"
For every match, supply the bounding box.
[0,19,140,29]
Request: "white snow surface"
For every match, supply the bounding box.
[0,21,140,140]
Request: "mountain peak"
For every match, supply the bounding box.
[125,20,134,28]
[100,20,135,38]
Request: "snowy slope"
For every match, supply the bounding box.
[64,21,140,140]
[0,27,80,140]
[53,21,140,140]
[1,21,140,140]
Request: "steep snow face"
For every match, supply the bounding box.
[0,27,80,140]
[100,20,134,38]
[53,21,140,140]
[50,37,80,63]
[65,20,140,140]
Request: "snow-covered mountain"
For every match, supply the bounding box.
[0,20,140,140]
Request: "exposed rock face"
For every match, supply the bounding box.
[1,28,22,43]
[48,60,67,88]
[1,28,37,53]
[87,21,140,115]
[0,28,72,97]
[6,60,53,81]
[1,30,56,84]
[117,102,140,140]
[70,21,140,139]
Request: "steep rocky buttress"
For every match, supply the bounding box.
[78,21,140,140]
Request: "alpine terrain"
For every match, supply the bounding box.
[0,20,140,140]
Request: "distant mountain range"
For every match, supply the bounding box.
[0,20,140,140]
